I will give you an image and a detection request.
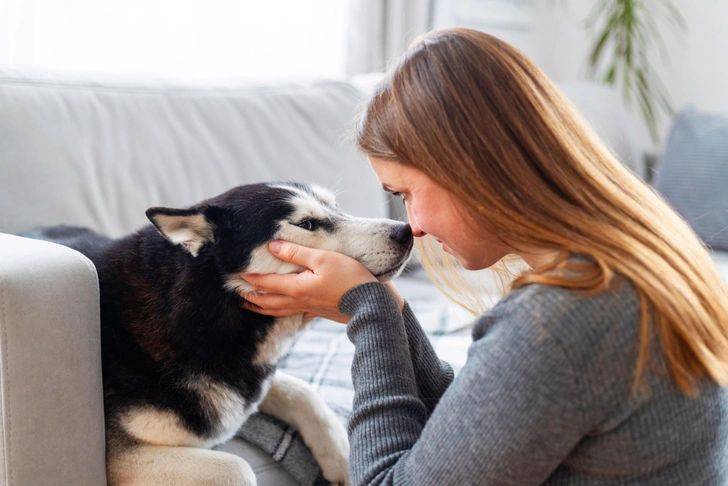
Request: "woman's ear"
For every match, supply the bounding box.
[146,207,215,257]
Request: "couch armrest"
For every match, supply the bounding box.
[0,234,106,485]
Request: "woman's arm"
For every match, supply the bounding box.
[340,282,589,486]
[399,301,454,414]
[240,241,453,412]
[240,242,590,484]
[378,280,454,414]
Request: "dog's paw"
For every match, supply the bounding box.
[311,419,349,486]
[319,452,349,486]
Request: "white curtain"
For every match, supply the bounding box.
[0,0,349,77]
[346,0,434,75]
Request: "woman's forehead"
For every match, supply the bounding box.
[369,157,425,186]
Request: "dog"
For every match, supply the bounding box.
[22,182,413,486]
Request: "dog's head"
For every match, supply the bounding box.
[146,182,414,294]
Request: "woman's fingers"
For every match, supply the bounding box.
[269,240,326,270]
[244,290,301,311]
[241,303,293,317]
[242,293,350,324]
[238,241,378,319]
[242,272,308,297]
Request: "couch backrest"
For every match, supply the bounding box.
[0,70,386,237]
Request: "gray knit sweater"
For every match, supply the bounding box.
[338,277,728,485]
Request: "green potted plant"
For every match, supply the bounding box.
[584,0,686,143]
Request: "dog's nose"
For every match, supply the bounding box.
[390,224,413,247]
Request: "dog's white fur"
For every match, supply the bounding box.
[252,315,304,365]
[150,213,213,257]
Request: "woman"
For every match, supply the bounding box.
[241,28,728,485]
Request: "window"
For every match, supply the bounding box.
[1,0,349,77]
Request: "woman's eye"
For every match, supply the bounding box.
[296,220,316,231]
[391,192,404,200]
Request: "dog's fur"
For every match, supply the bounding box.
[23,182,413,486]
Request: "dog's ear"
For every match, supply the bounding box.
[146,207,215,257]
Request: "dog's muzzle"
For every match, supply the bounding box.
[390,223,414,249]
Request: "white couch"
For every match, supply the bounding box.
[0,69,388,486]
[1,69,726,485]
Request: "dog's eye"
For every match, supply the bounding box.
[296,220,317,231]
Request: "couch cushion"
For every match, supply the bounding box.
[653,107,728,251]
[0,69,385,237]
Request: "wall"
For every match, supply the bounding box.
[529,0,728,152]
[433,0,539,56]
[434,0,728,152]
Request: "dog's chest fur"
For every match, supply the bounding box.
[120,374,269,449]
[106,298,304,449]
[118,317,301,449]
[252,314,303,365]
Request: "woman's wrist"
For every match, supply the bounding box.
[383,280,406,311]
[338,281,402,317]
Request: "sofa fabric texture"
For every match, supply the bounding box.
[0,70,386,237]
[653,107,728,251]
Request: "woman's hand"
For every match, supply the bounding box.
[240,240,379,323]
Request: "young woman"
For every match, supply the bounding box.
[241,28,728,485]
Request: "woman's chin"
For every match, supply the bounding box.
[452,252,492,271]
[460,260,484,271]
[447,251,473,270]
[443,244,487,270]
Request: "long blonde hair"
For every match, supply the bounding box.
[357,28,728,394]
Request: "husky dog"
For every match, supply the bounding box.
[24,182,413,486]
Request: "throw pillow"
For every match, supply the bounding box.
[653,107,728,251]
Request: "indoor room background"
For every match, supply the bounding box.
[2,0,727,154]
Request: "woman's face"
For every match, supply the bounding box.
[369,157,515,271]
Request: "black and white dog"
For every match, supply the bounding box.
[23,182,413,486]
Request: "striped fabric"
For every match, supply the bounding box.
[653,107,728,251]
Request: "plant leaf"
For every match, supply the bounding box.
[580,0,683,143]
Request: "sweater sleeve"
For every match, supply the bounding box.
[339,282,590,486]
[400,302,454,414]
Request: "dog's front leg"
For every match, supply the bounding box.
[259,371,349,486]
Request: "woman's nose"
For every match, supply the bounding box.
[409,223,426,237]
[405,206,427,237]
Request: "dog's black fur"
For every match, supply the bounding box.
[23,184,305,445]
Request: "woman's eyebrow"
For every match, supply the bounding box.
[381,184,396,193]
